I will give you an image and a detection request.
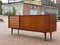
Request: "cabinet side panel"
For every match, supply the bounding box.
[50,15,56,32]
[8,16,10,28]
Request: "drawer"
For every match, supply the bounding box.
[10,25,19,28]
[9,16,19,18]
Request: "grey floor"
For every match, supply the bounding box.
[0,15,60,45]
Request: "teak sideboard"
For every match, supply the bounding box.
[8,15,56,40]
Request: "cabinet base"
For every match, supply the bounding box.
[11,29,52,41]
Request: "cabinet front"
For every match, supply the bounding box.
[29,16,37,31]
[9,16,19,29]
[20,16,37,31]
[20,16,50,32]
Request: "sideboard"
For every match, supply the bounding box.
[8,15,56,40]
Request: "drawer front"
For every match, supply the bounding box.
[8,16,19,28]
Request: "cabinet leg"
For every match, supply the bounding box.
[11,28,13,35]
[18,29,19,34]
[44,32,47,41]
[50,32,52,39]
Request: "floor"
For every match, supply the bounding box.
[0,15,60,45]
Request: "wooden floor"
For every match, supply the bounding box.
[0,16,60,45]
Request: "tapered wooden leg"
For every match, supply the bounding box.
[11,28,13,35]
[44,32,47,41]
[18,29,19,34]
[50,32,52,39]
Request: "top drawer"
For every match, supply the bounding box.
[9,16,19,20]
[9,16,19,22]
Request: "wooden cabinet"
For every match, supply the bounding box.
[8,15,56,40]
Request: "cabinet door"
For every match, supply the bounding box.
[20,16,31,30]
[20,16,37,31]
[29,16,37,31]
[9,16,19,29]
[36,16,49,32]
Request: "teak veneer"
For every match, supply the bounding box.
[8,15,56,40]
